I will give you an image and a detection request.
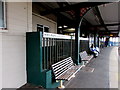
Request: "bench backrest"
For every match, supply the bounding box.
[80,51,88,59]
[52,57,74,79]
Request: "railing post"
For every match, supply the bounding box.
[40,32,43,71]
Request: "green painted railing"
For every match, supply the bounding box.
[26,32,89,88]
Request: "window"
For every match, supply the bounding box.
[0,1,6,28]
[37,24,49,32]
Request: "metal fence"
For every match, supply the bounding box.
[42,32,89,70]
[42,32,75,70]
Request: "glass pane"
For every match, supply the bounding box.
[0,1,4,28]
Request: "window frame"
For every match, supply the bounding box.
[0,0,6,29]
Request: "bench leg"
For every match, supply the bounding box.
[58,80,65,89]
[72,74,75,77]
[86,61,89,64]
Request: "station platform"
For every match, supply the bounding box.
[19,46,119,89]
[64,46,119,89]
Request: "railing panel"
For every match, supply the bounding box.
[42,32,89,70]
[42,32,75,70]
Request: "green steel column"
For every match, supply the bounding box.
[94,31,97,47]
[97,36,100,47]
[75,26,80,65]
[75,8,92,65]
[75,8,81,65]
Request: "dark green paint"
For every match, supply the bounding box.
[26,32,60,88]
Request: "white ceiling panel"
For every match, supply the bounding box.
[107,26,118,30]
[84,9,100,25]
[99,2,119,24]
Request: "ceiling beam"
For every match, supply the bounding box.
[36,2,76,24]
[99,30,119,32]
[99,33,119,37]
[90,23,120,27]
[41,2,108,16]
[94,6,109,31]
[57,2,70,7]
[83,17,92,25]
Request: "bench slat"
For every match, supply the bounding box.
[53,59,72,71]
[52,58,73,78]
[52,57,82,81]
[55,64,73,78]
[52,57,72,67]
[56,65,82,80]
[54,62,73,75]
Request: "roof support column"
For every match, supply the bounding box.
[94,31,97,47]
[75,24,81,65]
[97,36,100,47]
[74,7,91,65]
[75,9,81,65]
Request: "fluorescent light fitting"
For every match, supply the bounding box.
[63,25,68,28]
[82,34,85,36]
[110,34,113,36]
[69,28,75,31]
[58,26,62,28]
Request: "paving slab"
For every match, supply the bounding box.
[65,46,118,89]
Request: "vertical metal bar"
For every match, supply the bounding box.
[71,38,72,57]
[42,38,44,70]
[53,38,55,63]
[62,39,64,59]
[49,38,52,68]
[69,39,70,57]
[46,38,49,69]
[69,40,70,57]
[68,40,69,57]
[44,38,46,69]
[54,38,56,63]
[40,32,43,71]
[53,38,55,64]
[55,38,56,63]
[58,39,60,61]
[56,39,58,62]
[51,38,53,64]
[60,39,62,59]
[43,38,45,70]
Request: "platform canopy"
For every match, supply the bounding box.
[33,1,120,37]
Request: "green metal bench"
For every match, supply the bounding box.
[51,57,82,89]
[80,51,94,66]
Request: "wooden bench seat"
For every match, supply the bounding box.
[80,51,94,66]
[52,57,82,88]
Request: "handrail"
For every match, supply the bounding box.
[43,32,89,40]
[43,32,71,39]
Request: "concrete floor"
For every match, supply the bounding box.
[65,46,118,89]
[109,47,118,88]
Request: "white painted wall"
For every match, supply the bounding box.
[2,2,32,88]
[32,13,57,33]
[1,2,57,88]
[0,33,2,90]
